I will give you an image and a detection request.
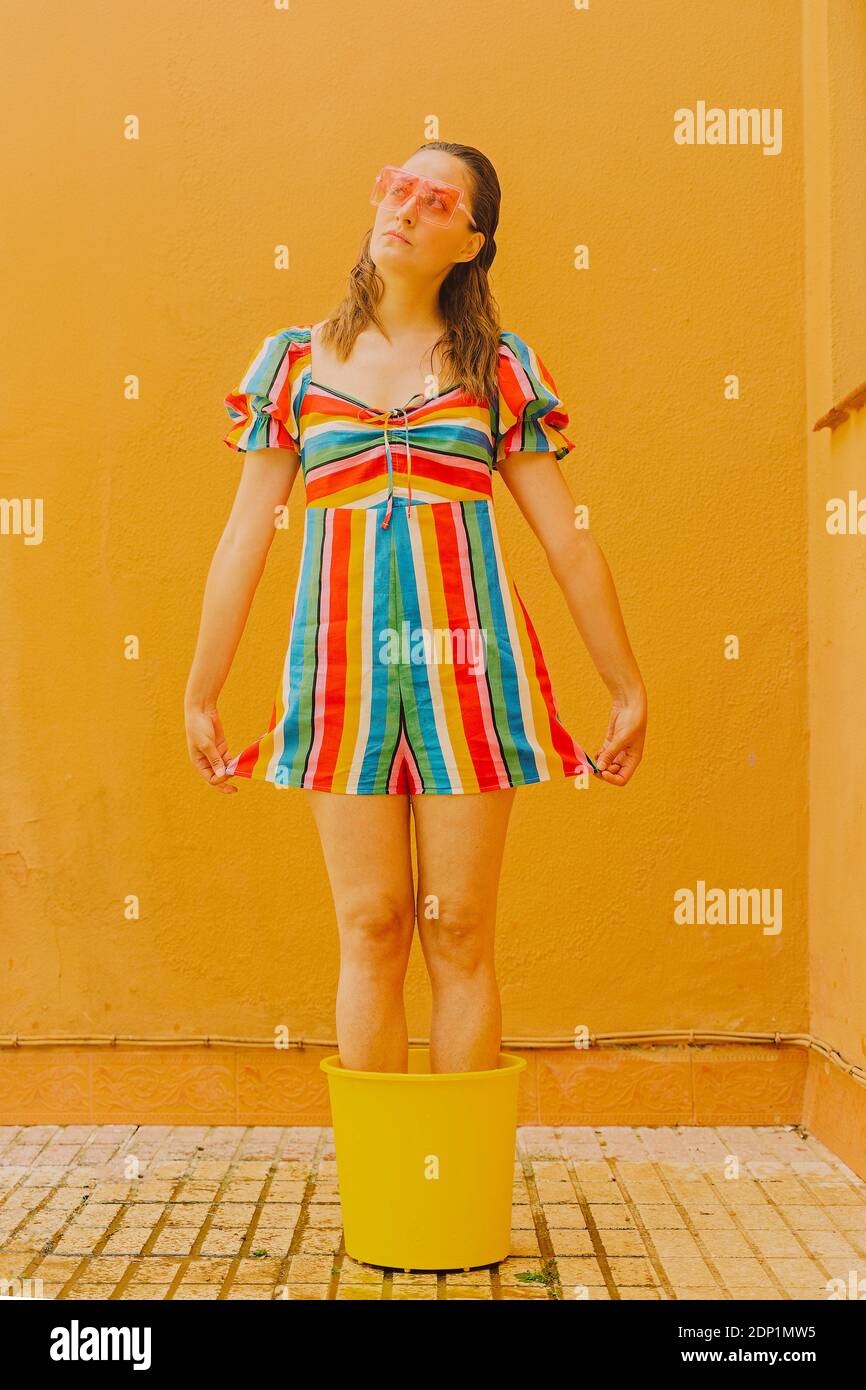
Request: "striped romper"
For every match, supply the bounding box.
[222,323,599,794]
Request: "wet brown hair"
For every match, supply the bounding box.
[317,141,502,404]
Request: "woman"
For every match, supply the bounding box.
[184,141,647,1075]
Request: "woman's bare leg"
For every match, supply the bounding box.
[410,787,517,1073]
[305,789,415,1072]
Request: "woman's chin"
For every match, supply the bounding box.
[371,242,417,274]
[376,241,402,258]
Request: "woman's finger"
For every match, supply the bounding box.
[601,746,640,785]
[198,738,227,779]
[192,746,233,789]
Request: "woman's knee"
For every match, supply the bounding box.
[419,901,493,973]
[337,896,415,966]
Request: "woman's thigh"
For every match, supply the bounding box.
[304,789,416,940]
[410,787,517,963]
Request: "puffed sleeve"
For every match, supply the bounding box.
[493,331,575,467]
[223,329,301,454]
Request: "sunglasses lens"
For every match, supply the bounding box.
[379,169,418,208]
[419,183,459,224]
[370,168,395,204]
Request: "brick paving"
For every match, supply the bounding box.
[0,1123,864,1300]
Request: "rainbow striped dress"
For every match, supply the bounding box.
[222,323,598,794]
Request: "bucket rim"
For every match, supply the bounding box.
[319,1048,527,1081]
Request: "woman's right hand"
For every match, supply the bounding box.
[185,703,238,794]
[593,686,647,787]
[182,449,299,798]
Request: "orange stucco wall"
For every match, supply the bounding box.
[804,0,866,1075]
[1,1,862,1155]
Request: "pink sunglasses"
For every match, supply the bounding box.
[370,165,478,229]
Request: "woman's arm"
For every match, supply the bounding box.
[496,452,647,785]
[184,448,301,792]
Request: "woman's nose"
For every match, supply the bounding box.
[395,194,418,221]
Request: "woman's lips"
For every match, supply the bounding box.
[386,230,410,244]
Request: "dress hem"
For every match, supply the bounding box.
[224,764,595,795]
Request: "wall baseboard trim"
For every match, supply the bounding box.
[0,1042,862,1181]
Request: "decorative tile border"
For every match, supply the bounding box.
[3,1044,862,1182]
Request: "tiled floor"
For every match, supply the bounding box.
[0,1124,864,1300]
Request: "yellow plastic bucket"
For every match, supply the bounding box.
[320,1047,526,1271]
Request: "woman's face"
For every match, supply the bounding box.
[369,151,485,282]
